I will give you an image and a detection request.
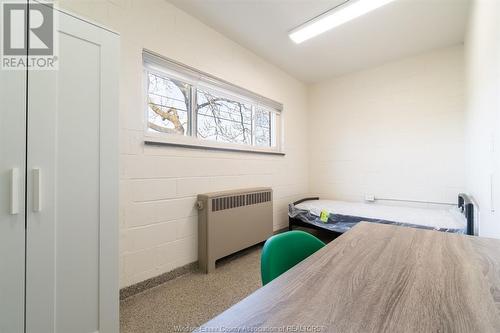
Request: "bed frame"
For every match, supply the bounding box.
[289,193,476,236]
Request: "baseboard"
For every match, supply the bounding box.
[120,229,285,300]
[120,261,198,300]
[273,226,289,234]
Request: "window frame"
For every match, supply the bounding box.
[145,67,193,136]
[143,50,284,155]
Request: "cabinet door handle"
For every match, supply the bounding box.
[491,173,495,213]
[33,168,41,212]
[10,168,19,215]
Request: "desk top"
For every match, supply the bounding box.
[198,223,500,333]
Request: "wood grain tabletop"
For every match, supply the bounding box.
[197,222,500,333]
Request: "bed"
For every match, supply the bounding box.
[288,194,475,236]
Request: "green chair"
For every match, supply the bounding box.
[261,230,326,285]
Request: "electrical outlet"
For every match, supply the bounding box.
[365,194,375,202]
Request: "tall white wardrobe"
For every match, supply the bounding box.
[0,4,119,333]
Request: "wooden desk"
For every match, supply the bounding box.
[198,223,500,333]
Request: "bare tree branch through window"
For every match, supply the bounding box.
[197,90,252,145]
[147,73,189,135]
[147,71,275,149]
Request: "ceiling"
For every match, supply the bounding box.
[168,0,470,83]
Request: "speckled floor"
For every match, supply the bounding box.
[120,245,263,333]
[120,229,335,333]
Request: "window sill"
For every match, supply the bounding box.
[144,136,285,156]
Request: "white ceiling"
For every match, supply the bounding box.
[168,0,470,83]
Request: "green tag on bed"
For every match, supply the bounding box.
[320,210,329,223]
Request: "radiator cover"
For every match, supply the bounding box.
[197,187,273,273]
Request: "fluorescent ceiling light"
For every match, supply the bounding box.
[289,0,397,44]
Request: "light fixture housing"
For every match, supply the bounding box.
[289,0,397,44]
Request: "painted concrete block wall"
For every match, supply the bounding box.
[464,0,500,238]
[308,45,466,204]
[57,0,309,287]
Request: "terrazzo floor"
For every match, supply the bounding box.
[120,228,334,333]
[120,245,263,333]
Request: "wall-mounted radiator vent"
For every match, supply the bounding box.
[198,187,273,273]
[211,191,272,212]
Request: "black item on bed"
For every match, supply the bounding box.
[458,193,475,235]
[288,194,475,236]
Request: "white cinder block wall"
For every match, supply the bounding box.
[308,45,466,204]
[57,0,309,288]
[56,2,473,287]
[465,0,500,238]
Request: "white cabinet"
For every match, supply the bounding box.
[0,5,119,333]
[0,42,27,333]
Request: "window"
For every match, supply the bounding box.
[144,51,282,153]
[147,73,191,136]
[254,106,274,147]
[196,89,253,145]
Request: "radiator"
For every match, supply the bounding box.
[197,187,273,273]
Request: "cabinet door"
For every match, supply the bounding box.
[0,46,27,333]
[26,8,119,333]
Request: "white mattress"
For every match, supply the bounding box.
[295,200,467,230]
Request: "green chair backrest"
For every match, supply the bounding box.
[261,230,326,285]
